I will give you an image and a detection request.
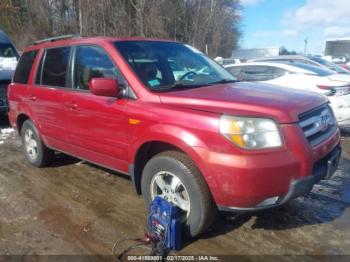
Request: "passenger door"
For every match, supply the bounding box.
[63,45,129,172]
[29,47,71,146]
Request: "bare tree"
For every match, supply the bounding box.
[0,0,241,57]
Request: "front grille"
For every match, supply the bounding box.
[299,104,337,147]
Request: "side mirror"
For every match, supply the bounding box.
[89,78,120,97]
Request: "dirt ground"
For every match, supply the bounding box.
[0,115,350,258]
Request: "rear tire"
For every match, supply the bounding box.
[21,120,54,167]
[141,150,216,237]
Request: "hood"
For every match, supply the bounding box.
[159,82,327,123]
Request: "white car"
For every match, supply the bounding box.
[225,62,350,127]
[250,55,350,75]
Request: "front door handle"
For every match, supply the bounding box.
[29,96,37,102]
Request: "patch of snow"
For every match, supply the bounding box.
[0,57,17,70]
[0,128,15,145]
[1,128,14,134]
[75,161,85,166]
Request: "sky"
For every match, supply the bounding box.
[240,0,350,55]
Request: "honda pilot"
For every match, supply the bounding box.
[8,36,341,237]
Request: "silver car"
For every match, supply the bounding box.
[251,55,350,75]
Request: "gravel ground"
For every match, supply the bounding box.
[0,115,349,259]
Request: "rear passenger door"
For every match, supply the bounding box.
[63,45,129,172]
[9,50,38,115]
[30,47,71,146]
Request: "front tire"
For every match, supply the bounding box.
[141,151,216,237]
[21,120,54,167]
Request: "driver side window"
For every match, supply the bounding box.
[73,45,119,91]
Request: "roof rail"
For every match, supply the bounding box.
[33,34,81,45]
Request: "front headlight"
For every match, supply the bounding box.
[219,115,282,149]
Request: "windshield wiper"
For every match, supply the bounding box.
[207,79,239,85]
[154,83,204,92]
[152,79,238,92]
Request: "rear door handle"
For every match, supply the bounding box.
[29,96,37,101]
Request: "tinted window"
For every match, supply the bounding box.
[268,58,316,66]
[226,66,243,79]
[73,46,118,90]
[293,59,317,66]
[256,58,320,68]
[13,50,38,84]
[288,62,334,76]
[238,66,286,81]
[42,47,70,87]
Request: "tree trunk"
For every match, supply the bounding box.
[130,0,145,37]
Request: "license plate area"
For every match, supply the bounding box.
[325,148,341,180]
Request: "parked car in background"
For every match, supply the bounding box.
[339,64,350,73]
[251,55,350,75]
[8,36,341,237]
[214,57,240,66]
[225,62,350,127]
[0,30,19,114]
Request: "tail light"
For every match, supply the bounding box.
[317,85,350,96]
[317,85,332,90]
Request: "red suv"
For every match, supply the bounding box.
[8,36,341,237]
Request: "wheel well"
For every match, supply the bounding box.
[133,141,185,195]
[16,114,30,135]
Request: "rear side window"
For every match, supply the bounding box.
[13,50,38,84]
[239,66,286,81]
[41,47,70,87]
[227,66,243,79]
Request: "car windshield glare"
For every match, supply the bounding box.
[114,41,235,91]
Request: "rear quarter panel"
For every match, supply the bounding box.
[8,83,36,131]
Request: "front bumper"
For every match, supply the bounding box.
[218,145,341,212]
[193,122,341,210]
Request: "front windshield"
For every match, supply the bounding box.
[0,43,19,59]
[309,56,349,74]
[114,41,235,91]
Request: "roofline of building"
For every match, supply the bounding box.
[326,37,350,42]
